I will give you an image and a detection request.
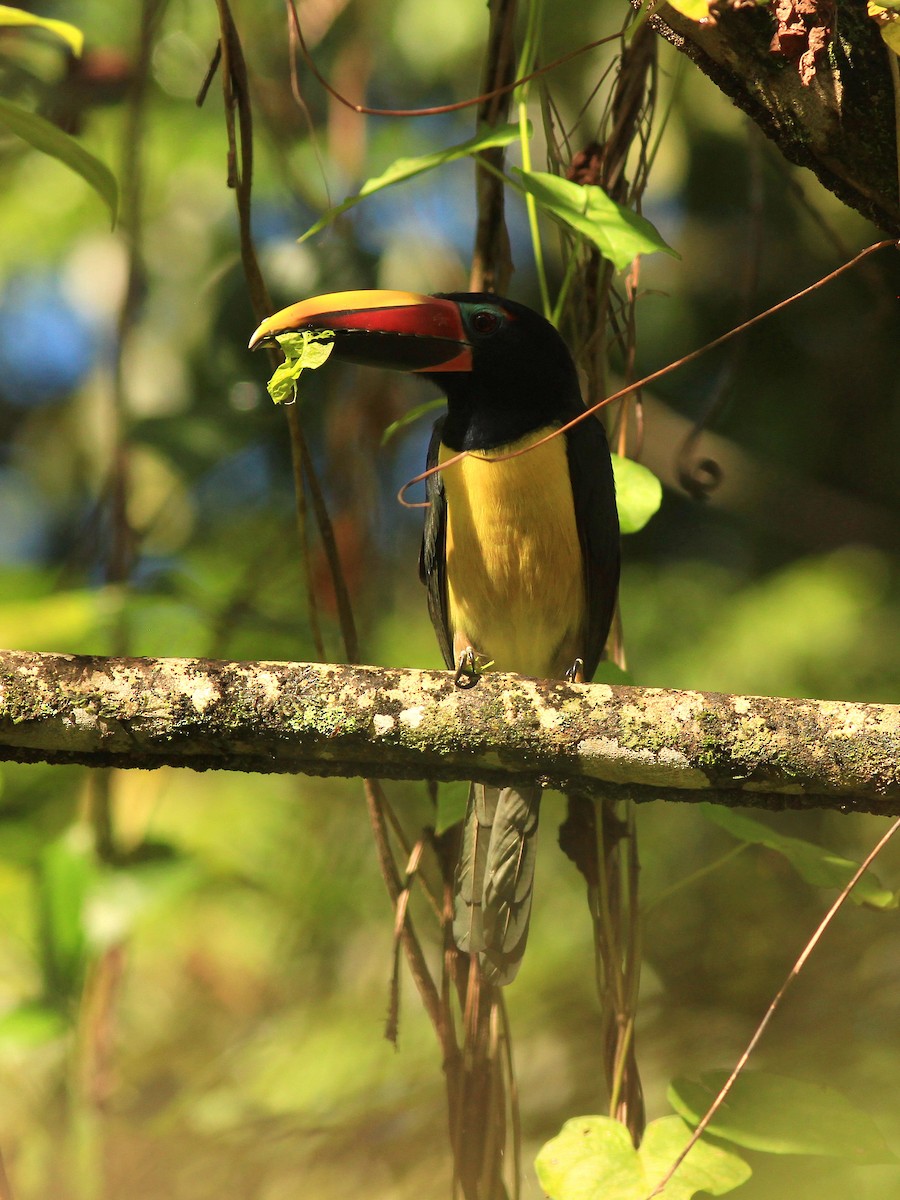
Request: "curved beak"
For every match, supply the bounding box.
[248,289,472,373]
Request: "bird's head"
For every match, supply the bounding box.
[249,289,582,449]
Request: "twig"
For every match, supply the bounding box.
[287,0,618,119]
[0,1149,13,1200]
[365,782,448,1055]
[397,238,899,507]
[645,815,900,1199]
[469,0,518,294]
[213,15,446,1119]
[214,0,357,663]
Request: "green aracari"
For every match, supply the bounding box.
[250,289,620,984]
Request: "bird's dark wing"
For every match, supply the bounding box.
[566,414,621,680]
[418,416,454,669]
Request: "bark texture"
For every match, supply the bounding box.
[651,2,900,233]
[1,649,899,814]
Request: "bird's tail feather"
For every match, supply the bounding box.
[453,782,542,985]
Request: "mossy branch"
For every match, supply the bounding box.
[651,3,900,233]
[1,648,898,813]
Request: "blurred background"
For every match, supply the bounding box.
[0,1,899,1197]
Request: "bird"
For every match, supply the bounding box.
[250,290,620,984]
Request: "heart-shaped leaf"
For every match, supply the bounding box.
[536,1115,751,1199]
[612,454,663,534]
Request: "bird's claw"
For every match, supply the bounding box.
[565,658,585,684]
[454,647,480,689]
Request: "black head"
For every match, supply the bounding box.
[432,293,584,451]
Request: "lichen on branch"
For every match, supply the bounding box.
[1,649,899,815]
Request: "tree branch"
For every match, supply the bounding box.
[650,3,900,234]
[2,650,898,814]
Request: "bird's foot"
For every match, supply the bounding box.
[565,657,585,684]
[454,646,483,689]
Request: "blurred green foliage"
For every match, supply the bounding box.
[0,1,899,1198]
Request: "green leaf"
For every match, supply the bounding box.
[664,0,713,18]
[664,0,769,12]
[612,454,663,534]
[381,396,445,446]
[669,1072,898,1163]
[535,1114,751,1200]
[299,124,522,243]
[38,824,96,1003]
[879,20,900,54]
[700,804,898,909]
[0,98,117,223]
[266,330,335,404]
[0,1002,68,1046]
[0,818,42,866]
[0,6,83,55]
[639,1118,752,1198]
[511,168,677,270]
[870,0,900,51]
[85,855,201,950]
[0,588,110,652]
[435,781,469,835]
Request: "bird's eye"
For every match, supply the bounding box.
[471,309,500,335]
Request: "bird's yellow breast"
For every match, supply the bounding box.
[439,427,585,679]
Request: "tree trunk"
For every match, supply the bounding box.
[651,2,900,232]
